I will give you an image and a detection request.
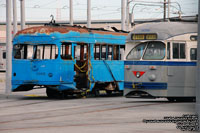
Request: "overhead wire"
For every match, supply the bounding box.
[39,0,58,7]
[0,0,198,21]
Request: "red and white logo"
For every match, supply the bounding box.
[132,71,145,78]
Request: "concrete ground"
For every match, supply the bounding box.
[0,72,198,133]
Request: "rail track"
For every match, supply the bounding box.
[0,99,172,132]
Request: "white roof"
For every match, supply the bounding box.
[127,22,197,41]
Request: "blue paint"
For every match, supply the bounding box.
[125,61,197,66]
[90,61,124,81]
[13,31,126,45]
[124,82,167,90]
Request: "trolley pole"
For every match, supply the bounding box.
[196,0,200,126]
[20,0,25,30]
[121,0,126,31]
[126,0,130,31]
[13,0,18,37]
[6,0,12,96]
[167,0,170,21]
[87,0,91,28]
[69,0,73,25]
[163,0,166,21]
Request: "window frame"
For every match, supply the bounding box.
[2,51,6,59]
[167,42,171,59]
[126,42,148,60]
[13,44,58,60]
[61,43,72,60]
[190,48,197,61]
[74,43,88,61]
[94,44,123,61]
[142,41,166,60]
[172,42,186,60]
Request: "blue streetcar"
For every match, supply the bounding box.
[12,23,127,98]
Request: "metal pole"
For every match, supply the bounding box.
[126,0,130,31]
[69,0,73,25]
[121,0,126,31]
[163,0,166,21]
[87,0,91,28]
[6,0,12,96]
[196,0,200,126]
[13,0,18,36]
[167,0,170,21]
[20,0,25,30]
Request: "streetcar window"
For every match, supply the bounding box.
[120,45,125,60]
[3,52,6,59]
[36,44,58,60]
[34,46,42,59]
[173,43,185,59]
[167,42,170,59]
[126,43,147,60]
[75,45,80,60]
[101,45,106,60]
[61,43,72,60]
[83,45,88,60]
[94,44,100,60]
[107,45,112,60]
[113,45,120,60]
[190,48,197,60]
[173,43,179,59]
[14,44,58,60]
[180,43,186,59]
[24,45,34,59]
[94,44,122,60]
[143,42,165,60]
[75,44,88,61]
[33,48,41,59]
[14,44,33,59]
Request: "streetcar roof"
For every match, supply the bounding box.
[127,22,197,41]
[15,25,128,36]
[14,25,128,45]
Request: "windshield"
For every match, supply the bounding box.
[126,42,147,60]
[13,44,58,60]
[143,42,165,60]
[126,41,165,60]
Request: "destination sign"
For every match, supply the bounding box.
[131,33,157,40]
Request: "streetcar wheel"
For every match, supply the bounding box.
[46,88,63,99]
[167,98,176,102]
[94,89,100,97]
[106,90,112,95]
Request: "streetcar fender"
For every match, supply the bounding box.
[58,84,77,91]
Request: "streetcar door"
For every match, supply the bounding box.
[0,50,6,71]
[167,41,189,95]
[74,44,89,89]
[59,43,75,84]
